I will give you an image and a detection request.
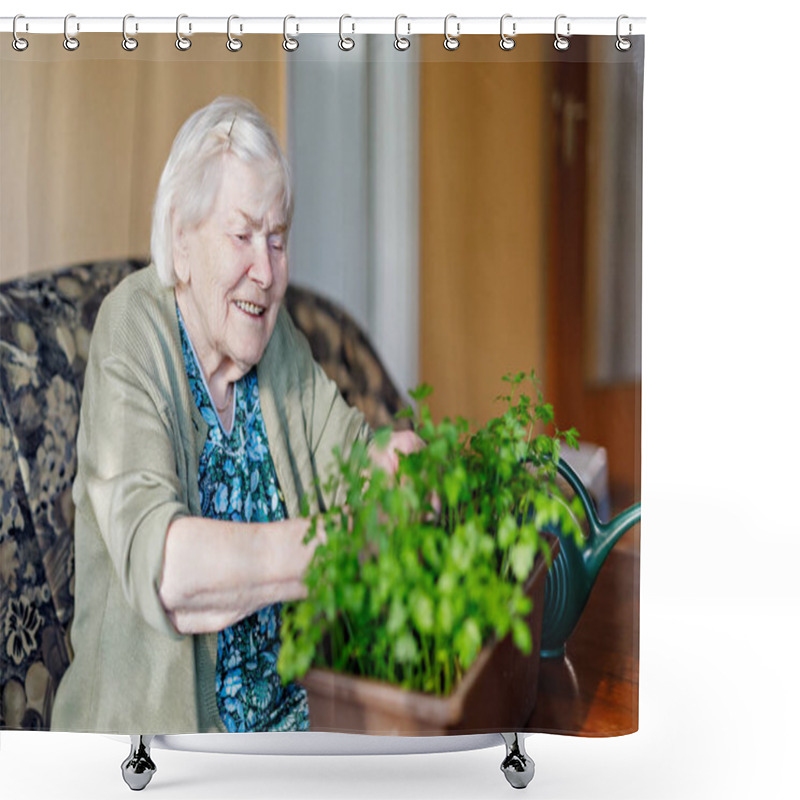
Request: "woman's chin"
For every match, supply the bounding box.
[229,336,271,373]
[226,308,278,371]
[231,350,263,374]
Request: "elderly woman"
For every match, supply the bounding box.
[51,96,419,734]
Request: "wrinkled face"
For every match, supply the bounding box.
[173,155,288,381]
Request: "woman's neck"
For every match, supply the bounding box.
[175,288,240,424]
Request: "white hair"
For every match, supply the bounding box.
[150,96,293,287]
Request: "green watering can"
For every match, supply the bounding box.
[539,458,641,659]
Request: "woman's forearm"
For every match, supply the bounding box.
[157,515,322,634]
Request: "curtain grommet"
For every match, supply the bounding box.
[554,14,570,51]
[338,14,355,51]
[444,14,460,51]
[499,14,516,51]
[12,15,29,51]
[176,14,192,51]
[394,15,411,51]
[616,15,632,51]
[283,15,299,52]
[226,15,243,52]
[63,13,80,51]
[122,14,138,51]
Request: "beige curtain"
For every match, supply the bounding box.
[1,34,286,281]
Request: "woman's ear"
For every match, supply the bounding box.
[172,213,191,285]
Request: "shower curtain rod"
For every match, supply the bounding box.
[1,15,645,37]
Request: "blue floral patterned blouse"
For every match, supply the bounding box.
[177,307,309,732]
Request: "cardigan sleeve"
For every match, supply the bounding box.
[74,346,190,640]
[281,309,373,509]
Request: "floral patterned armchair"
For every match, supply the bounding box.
[0,259,408,730]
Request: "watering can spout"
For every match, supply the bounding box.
[583,495,641,585]
[539,456,641,659]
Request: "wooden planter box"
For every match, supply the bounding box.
[301,535,559,735]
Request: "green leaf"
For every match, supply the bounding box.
[438,571,458,595]
[428,438,448,461]
[514,593,533,616]
[294,601,316,630]
[372,426,393,449]
[497,515,517,549]
[443,464,465,508]
[449,535,471,573]
[387,595,407,635]
[421,533,441,569]
[436,597,455,635]
[509,543,536,582]
[409,383,434,402]
[342,583,366,614]
[394,632,419,664]
[322,583,336,618]
[563,426,580,449]
[303,514,321,545]
[454,618,482,669]
[409,589,434,634]
[535,402,554,425]
[511,618,532,654]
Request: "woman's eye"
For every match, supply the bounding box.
[233,232,251,243]
[268,234,285,251]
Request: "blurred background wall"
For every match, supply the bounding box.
[0,35,286,279]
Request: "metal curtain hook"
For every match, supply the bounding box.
[499,14,516,51]
[283,15,299,51]
[339,14,355,51]
[554,14,570,51]
[63,13,79,51]
[12,14,29,52]
[122,14,138,51]
[616,14,632,51]
[176,14,191,51]
[444,14,460,51]
[227,15,243,51]
[394,14,411,51]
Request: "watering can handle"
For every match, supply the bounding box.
[555,458,600,531]
[538,456,641,657]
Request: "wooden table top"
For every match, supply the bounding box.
[526,541,640,736]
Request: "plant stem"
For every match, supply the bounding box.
[341,611,365,676]
[421,633,432,690]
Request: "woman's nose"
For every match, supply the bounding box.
[249,236,274,288]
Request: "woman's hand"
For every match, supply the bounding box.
[366,430,441,518]
[367,429,425,478]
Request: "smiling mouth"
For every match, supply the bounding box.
[234,299,266,317]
